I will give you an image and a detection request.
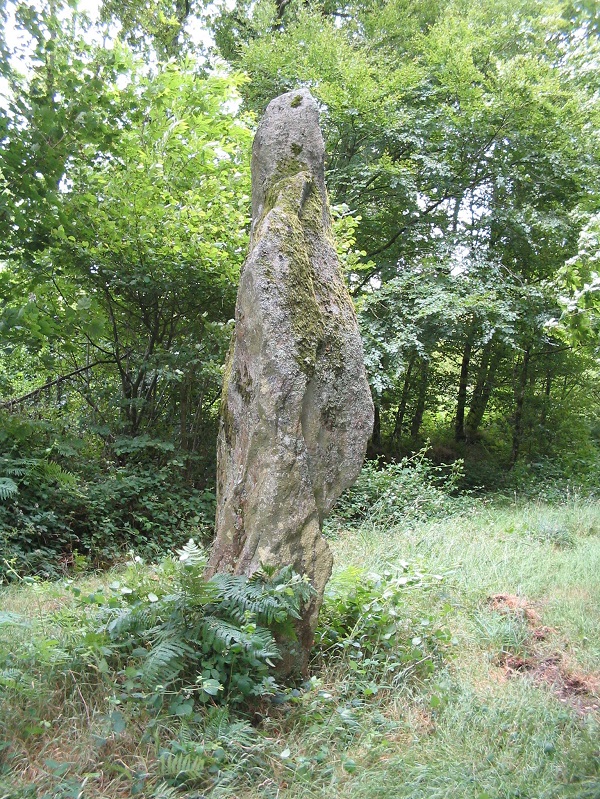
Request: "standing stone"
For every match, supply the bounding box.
[205,89,374,673]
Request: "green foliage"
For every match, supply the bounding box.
[85,542,315,707]
[155,706,268,793]
[229,0,600,468]
[2,0,600,523]
[331,449,465,527]
[314,564,453,693]
[5,495,599,799]
[0,478,18,501]
[498,453,600,504]
[0,412,217,581]
[0,543,456,796]
[0,548,315,793]
[1,6,252,521]
[558,210,600,345]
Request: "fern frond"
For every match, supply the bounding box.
[0,457,34,476]
[159,752,206,784]
[177,538,207,567]
[0,477,18,501]
[0,668,25,686]
[0,611,29,627]
[37,460,77,487]
[209,570,311,625]
[105,602,165,637]
[201,616,279,660]
[0,456,77,491]
[245,628,281,660]
[151,782,181,799]
[142,637,196,686]
[180,575,220,607]
[208,573,286,624]
[202,707,257,748]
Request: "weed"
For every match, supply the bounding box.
[314,564,453,692]
[330,449,467,528]
[472,608,532,662]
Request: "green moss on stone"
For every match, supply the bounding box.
[261,175,325,374]
[252,159,352,376]
[291,94,303,108]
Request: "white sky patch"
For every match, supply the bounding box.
[186,12,216,50]
[0,0,238,95]
[451,245,469,276]
[1,0,112,99]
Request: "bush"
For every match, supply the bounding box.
[0,453,216,582]
[0,545,313,796]
[75,540,314,709]
[331,448,465,527]
[314,564,453,692]
[499,455,600,503]
[74,465,216,560]
[0,411,218,580]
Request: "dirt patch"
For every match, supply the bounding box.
[487,593,599,716]
[487,593,541,624]
[502,653,600,716]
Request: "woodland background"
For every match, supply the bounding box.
[1,0,600,573]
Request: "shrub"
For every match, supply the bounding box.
[0,454,217,581]
[0,411,218,579]
[314,564,453,692]
[331,448,465,527]
[76,540,314,710]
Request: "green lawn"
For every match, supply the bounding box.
[1,498,599,798]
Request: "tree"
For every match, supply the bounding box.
[211,0,600,468]
[1,0,252,482]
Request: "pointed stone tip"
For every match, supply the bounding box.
[251,88,326,224]
[264,88,317,113]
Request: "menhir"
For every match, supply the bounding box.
[205,89,374,674]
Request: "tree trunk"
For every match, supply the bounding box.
[540,370,552,428]
[465,340,503,441]
[455,334,473,442]
[510,347,531,468]
[411,359,429,441]
[392,357,414,446]
[371,402,382,453]
[180,373,191,453]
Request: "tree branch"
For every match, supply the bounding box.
[0,356,126,409]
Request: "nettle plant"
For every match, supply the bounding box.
[72,541,314,713]
[70,545,454,715]
[331,449,465,528]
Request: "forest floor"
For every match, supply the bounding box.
[1,496,599,798]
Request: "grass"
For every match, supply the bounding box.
[1,496,599,798]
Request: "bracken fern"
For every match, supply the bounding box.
[99,542,314,706]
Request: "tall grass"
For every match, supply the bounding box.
[1,493,599,798]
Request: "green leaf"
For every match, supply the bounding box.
[110,710,127,733]
[200,678,223,696]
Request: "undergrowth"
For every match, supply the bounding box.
[0,537,451,798]
[0,413,217,583]
[329,449,467,528]
[1,462,599,798]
